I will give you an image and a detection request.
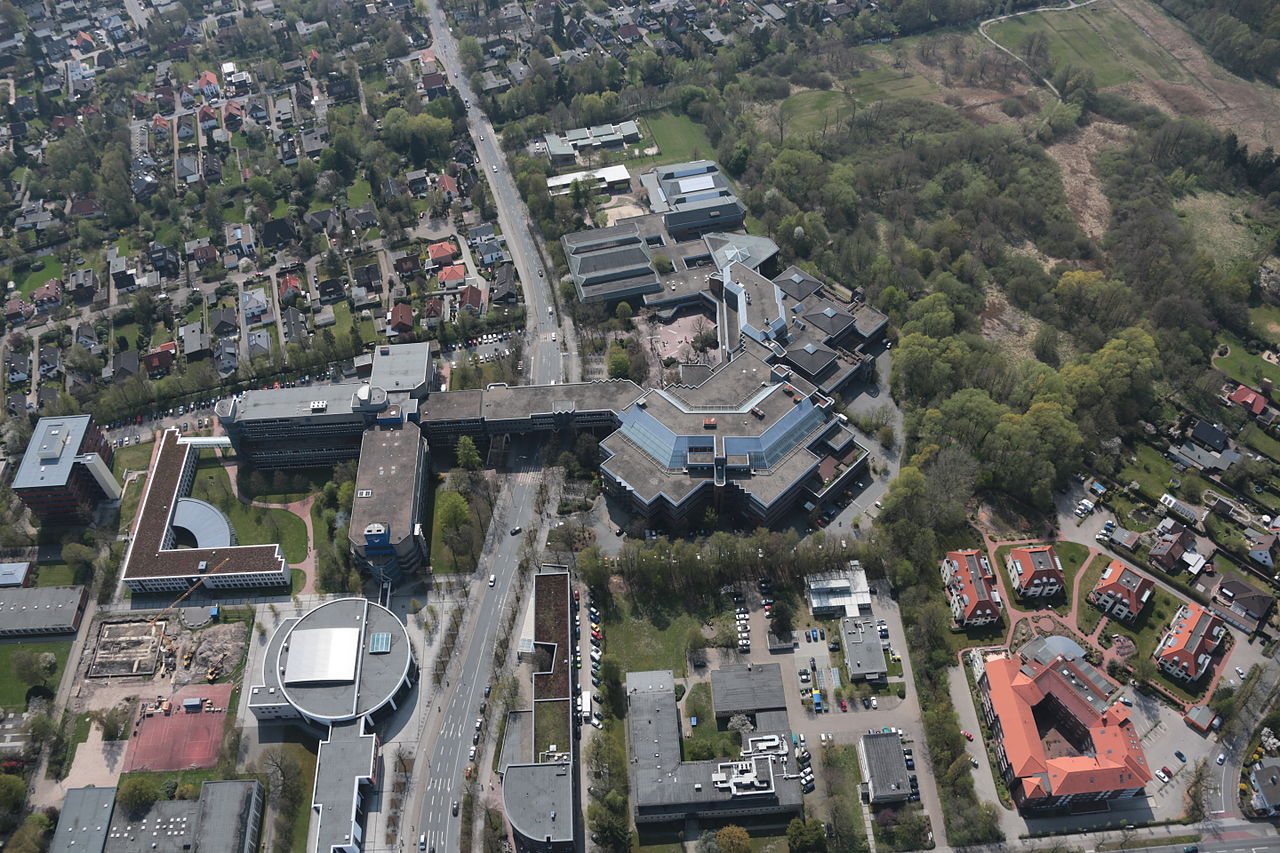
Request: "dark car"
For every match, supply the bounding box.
[451,801,459,816]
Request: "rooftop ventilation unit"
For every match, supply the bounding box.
[310,400,327,412]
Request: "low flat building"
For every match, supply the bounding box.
[347,423,429,583]
[13,415,120,524]
[840,615,886,682]
[860,732,910,804]
[1006,544,1065,598]
[1088,560,1154,624]
[51,780,263,853]
[640,160,745,239]
[976,636,1150,814]
[625,668,801,826]
[120,429,289,593]
[1154,602,1226,683]
[0,585,88,635]
[710,663,787,719]
[0,561,31,587]
[546,164,631,197]
[942,549,1001,627]
[805,564,869,618]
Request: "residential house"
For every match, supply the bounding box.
[438,264,466,286]
[1191,420,1229,453]
[394,254,421,277]
[4,350,28,383]
[149,243,180,278]
[241,288,270,325]
[68,198,103,219]
[5,393,27,417]
[180,321,210,359]
[388,303,414,335]
[1247,533,1280,569]
[304,208,341,234]
[278,273,303,303]
[197,103,218,131]
[223,99,244,130]
[354,264,382,290]
[278,135,299,166]
[1154,602,1226,683]
[195,69,220,98]
[421,71,448,98]
[109,349,140,382]
[210,306,238,336]
[1250,758,1280,816]
[406,169,430,196]
[427,240,458,267]
[1159,493,1204,527]
[1210,575,1275,635]
[437,173,459,201]
[490,263,518,305]
[176,155,200,185]
[5,298,34,325]
[214,338,238,377]
[37,345,61,378]
[458,284,483,315]
[1149,518,1205,574]
[346,202,378,231]
[225,223,256,257]
[142,341,177,377]
[317,278,345,303]
[474,236,508,266]
[422,298,443,330]
[281,306,309,346]
[176,113,195,141]
[246,328,271,360]
[1087,560,1154,624]
[941,549,1002,627]
[1006,544,1065,598]
[74,324,98,351]
[31,279,63,312]
[1228,385,1271,421]
[202,156,223,184]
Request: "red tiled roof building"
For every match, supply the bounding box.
[941,549,1002,627]
[1006,544,1065,598]
[1154,601,1226,683]
[1088,560,1154,624]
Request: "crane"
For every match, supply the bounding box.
[147,557,232,626]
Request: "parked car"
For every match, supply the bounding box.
[961,730,974,741]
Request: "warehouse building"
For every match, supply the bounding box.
[0,585,89,636]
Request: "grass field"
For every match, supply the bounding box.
[189,458,308,563]
[533,700,571,757]
[279,738,318,853]
[601,601,703,678]
[34,561,77,586]
[120,474,147,526]
[824,744,870,851]
[332,302,356,339]
[1240,423,1280,462]
[1178,192,1269,268]
[111,441,154,477]
[1075,554,1109,636]
[1118,442,1181,502]
[1214,330,1280,389]
[348,178,373,206]
[682,682,742,760]
[0,639,73,710]
[1250,304,1280,346]
[1108,585,1180,661]
[987,0,1190,89]
[634,111,715,168]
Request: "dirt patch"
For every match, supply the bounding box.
[1044,121,1127,241]
[1109,0,1280,149]
[978,283,1042,362]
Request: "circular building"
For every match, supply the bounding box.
[256,598,415,725]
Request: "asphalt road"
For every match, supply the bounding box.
[423,1,561,387]
[412,447,540,853]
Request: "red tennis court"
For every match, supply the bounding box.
[122,684,233,772]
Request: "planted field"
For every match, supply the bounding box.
[987,0,1189,89]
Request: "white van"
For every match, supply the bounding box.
[488,574,496,586]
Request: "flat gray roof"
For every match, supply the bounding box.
[710,664,787,716]
[276,598,411,723]
[0,561,31,586]
[861,732,910,802]
[367,341,433,397]
[841,617,887,680]
[0,585,84,632]
[502,762,575,845]
[14,415,94,490]
[348,425,426,547]
[312,720,377,853]
[51,785,116,853]
[190,781,262,853]
[217,383,373,423]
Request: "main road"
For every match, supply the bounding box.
[411,445,542,853]
[422,0,563,386]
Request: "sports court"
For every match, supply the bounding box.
[121,683,233,772]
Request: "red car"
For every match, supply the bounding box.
[840,700,848,712]
[573,590,580,602]
[961,730,974,741]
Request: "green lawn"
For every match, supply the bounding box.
[846,61,938,103]
[34,561,77,587]
[112,441,155,477]
[237,467,330,504]
[120,474,147,528]
[1250,303,1280,345]
[0,640,73,710]
[280,739,318,853]
[682,682,741,760]
[332,302,355,338]
[601,600,707,679]
[1215,330,1280,388]
[1117,442,1183,503]
[1241,423,1280,462]
[348,178,372,206]
[1075,554,1109,636]
[987,0,1190,89]
[533,699,571,757]
[824,744,870,852]
[1108,586,1180,662]
[634,111,715,167]
[13,255,65,296]
[189,458,309,563]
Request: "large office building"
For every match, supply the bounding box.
[13,415,120,523]
[248,598,416,853]
[347,423,429,582]
[624,667,802,826]
[216,343,432,468]
[120,429,289,593]
[639,161,746,239]
[51,780,264,853]
[500,570,577,853]
[975,636,1150,814]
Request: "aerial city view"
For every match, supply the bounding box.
[2,0,1280,851]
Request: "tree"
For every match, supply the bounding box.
[606,346,631,378]
[436,491,470,534]
[614,302,633,323]
[62,542,97,580]
[786,817,828,852]
[455,436,481,471]
[0,773,25,827]
[727,713,754,734]
[715,825,752,853]
[117,775,163,816]
[11,649,47,687]
[770,598,796,635]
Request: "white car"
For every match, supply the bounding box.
[1155,768,1170,784]
[468,746,476,760]
[1236,666,1247,679]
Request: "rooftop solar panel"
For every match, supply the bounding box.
[370,632,392,654]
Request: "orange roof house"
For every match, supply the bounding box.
[941,550,1002,628]
[427,240,458,265]
[1006,544,1065,598]
[1088,560,1154,624]
[1228,385,1268,416]
[979,637,1151,813]
[1154,602,1226,683]
[438,264,466,284]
